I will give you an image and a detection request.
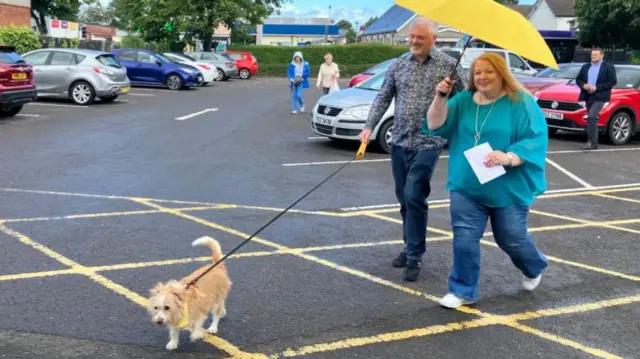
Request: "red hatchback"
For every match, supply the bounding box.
[531,64,640,145]
[222,51,258,80]
[0,45,37,118]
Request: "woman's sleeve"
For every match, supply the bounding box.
[421,91,465,140]
[505,92,548,170]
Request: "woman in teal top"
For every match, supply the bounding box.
[423,52,549,309]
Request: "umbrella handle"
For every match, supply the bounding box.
[438,36,472,99]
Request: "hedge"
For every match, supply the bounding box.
[0,26,42,54]
[228,43,408,77]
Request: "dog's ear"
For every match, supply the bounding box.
[149,282,163,296]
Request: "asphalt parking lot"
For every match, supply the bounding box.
[1,78,639,359]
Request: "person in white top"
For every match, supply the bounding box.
[316,53,340,94]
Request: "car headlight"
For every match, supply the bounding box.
[342,104,371,118]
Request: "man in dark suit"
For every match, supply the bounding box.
[575,47,617,150]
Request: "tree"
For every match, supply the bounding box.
[575,0,640,48]
[78,3,114,26]
[335,19,352,30]
[31,0,86,34]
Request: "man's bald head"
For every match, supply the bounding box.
[409,16,438,61]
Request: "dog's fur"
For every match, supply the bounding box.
[147,236,232,350]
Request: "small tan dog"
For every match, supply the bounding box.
[148,236,232,350]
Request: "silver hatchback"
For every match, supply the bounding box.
[21,48,131,105]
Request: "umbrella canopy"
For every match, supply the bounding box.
[396,0,559,69]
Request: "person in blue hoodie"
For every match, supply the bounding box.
[287,51,311,114]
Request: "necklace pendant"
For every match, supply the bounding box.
[474,133,480,141]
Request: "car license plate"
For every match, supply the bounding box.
[11,73,27,80]
[120,86,130,93]
[315,116,332,126]
[543,111,563,120]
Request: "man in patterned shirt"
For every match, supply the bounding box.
[359,17,465,282]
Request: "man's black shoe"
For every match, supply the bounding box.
[403,260,421,282]
[392,252,407,268]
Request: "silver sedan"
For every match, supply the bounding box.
[21,48,131,105]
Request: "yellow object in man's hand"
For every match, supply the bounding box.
[356,141,368,160]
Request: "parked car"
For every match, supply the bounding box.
[0,45,37,118]
[21,48,130,105]
[221,50,258,79]
[517,62,584,92]
[311,70,395,153]
[532,64,640,145]
[184,51,238,81]
[451,48,538,77]
[347,58,396,88]
[112,48,200,90]
[162,52,219,85]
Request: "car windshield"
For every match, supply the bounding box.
[96,54,122,68]
[535,64,581,79]
[0,46,25,64]
[166,53,194,62]
[364,59,395,74]
[154,53,175,63]
[356,70,387,91]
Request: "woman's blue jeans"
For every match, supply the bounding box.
[291,84,304,111]
[447,190,548,301]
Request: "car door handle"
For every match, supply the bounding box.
[65,67,73,71]
[34,68,42,72]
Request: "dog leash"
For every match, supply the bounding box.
[185,140,370,288]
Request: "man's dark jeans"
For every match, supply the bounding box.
[390,144,442,262]
[586,98,606,144]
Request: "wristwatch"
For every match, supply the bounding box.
[506,153,514,167]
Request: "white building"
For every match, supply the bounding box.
[524,0,577,31]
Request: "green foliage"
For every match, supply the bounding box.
[256,63,377,78]
[575,0,640,48]
[228,44,407,78]
[228,43,408,66]
[0,26,43,54]
[120,36,146,49]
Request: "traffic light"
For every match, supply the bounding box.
[81,24,87,39]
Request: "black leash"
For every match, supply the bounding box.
[186,141,369,288]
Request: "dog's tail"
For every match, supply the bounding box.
[192,236,223,263]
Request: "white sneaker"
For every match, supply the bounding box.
[292,110,297,114]
[439,293,475,309]
[300,106,305,112]
[522,274,541,291]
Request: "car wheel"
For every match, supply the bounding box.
[376,120,394,154]
[239,68,251,79]
[217,69,226,81]
[166,73,183,90]
[0,105,23,118]
[70,81,95,105]
[99,95,119,103]
[606,111,634,145]
[196,73,204,86]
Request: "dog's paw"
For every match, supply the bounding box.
[190,331,206,342]
[166,341,178,351]
[207,326,218,334]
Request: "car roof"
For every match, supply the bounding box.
[31,48,111,56]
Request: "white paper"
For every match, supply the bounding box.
[463,142,506,184]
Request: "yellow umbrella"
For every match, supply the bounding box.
[395,0,558,70]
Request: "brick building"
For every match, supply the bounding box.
[0,0,31,27]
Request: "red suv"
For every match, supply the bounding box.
[530,64,640,145]
[221,51,258,80]
[0,45,37,118]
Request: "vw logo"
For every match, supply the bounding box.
[323,106,331,115]
[551,101,559,109]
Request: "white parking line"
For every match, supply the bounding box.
[27,103,87,108]
[339,182,640,211]
[545,158,593,188]
[127,93,156,97]
[15,114,40,117]
[174,108,219,121]
[307,136,330,140]
[282,147,640,166]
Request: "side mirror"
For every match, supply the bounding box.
[156,60,162,66]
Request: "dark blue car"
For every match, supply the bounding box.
[112,48,201,90]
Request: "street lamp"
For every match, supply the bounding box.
[325,5,331,43]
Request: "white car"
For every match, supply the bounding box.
[162,52,219,85]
